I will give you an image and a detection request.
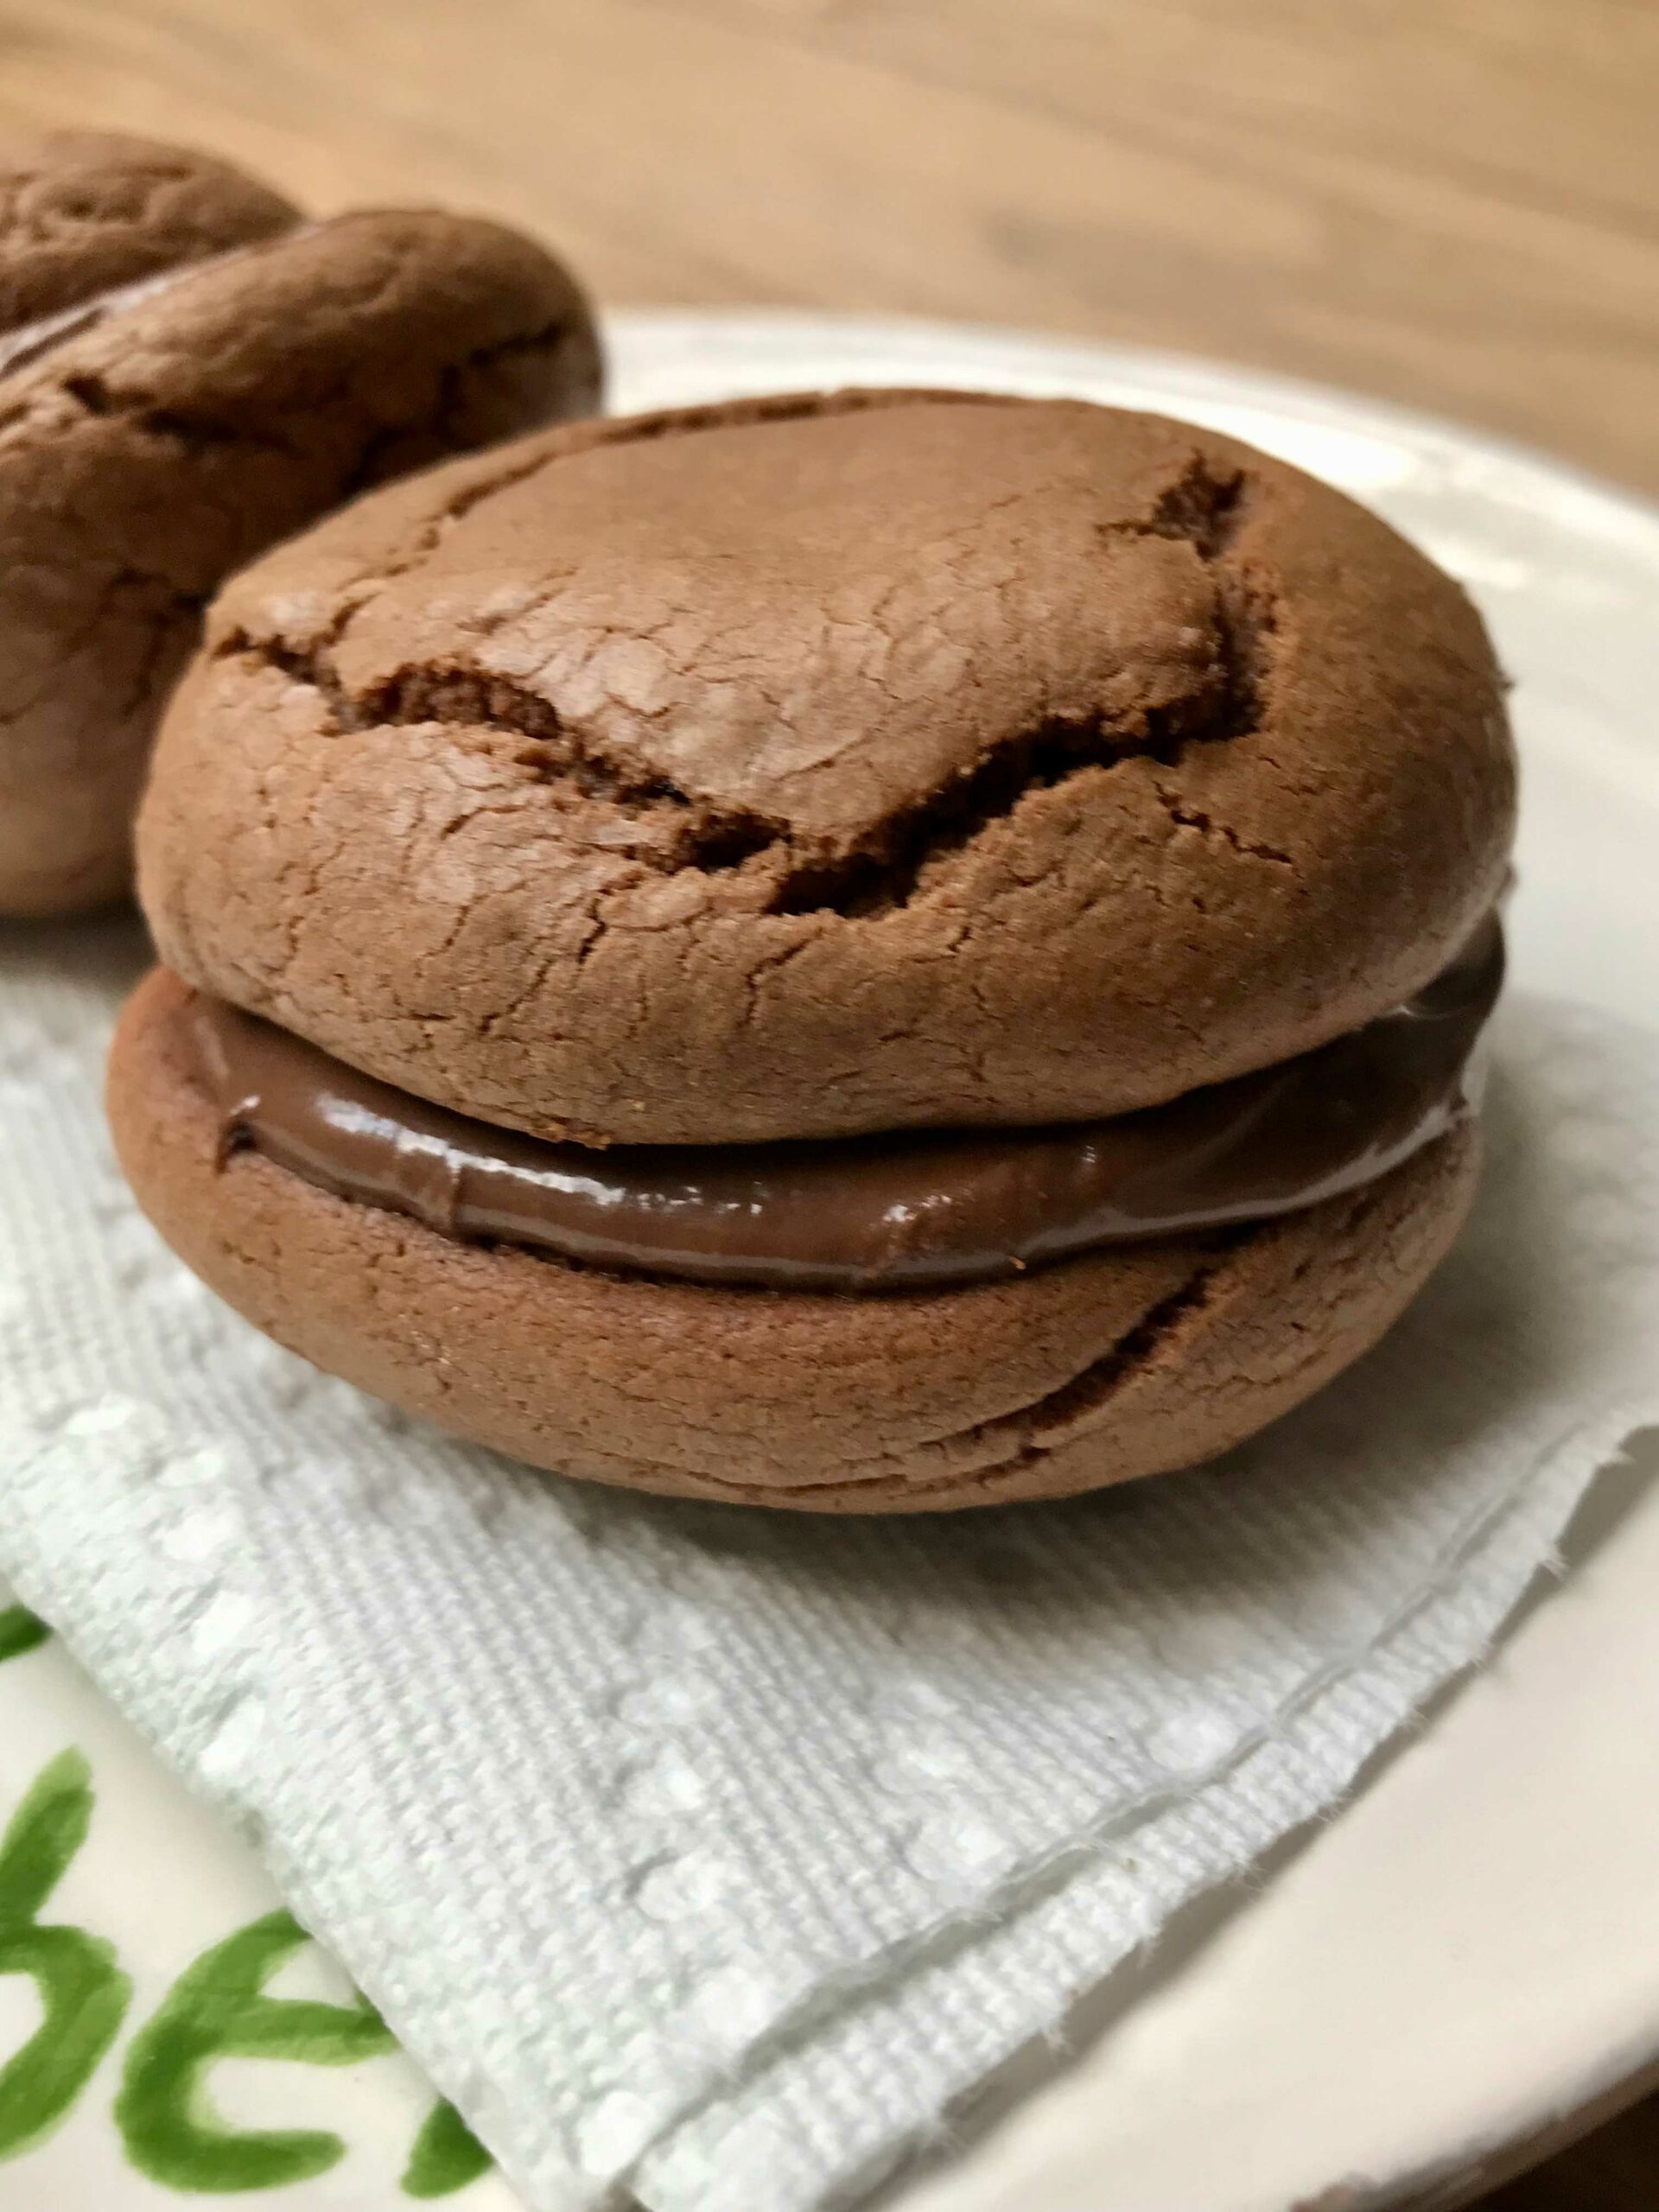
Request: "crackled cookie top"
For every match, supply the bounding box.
[139,390,1514,1144]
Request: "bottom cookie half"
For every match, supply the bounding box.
[108,968,1481,1513]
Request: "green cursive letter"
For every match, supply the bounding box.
[0,1747,132,2160]
[402,2095,493,2198]
[0,1608,48,1665]
[116,1908,395,2191]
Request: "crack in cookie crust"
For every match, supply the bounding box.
[207,404,1282,919]
[141,387,1514,1143]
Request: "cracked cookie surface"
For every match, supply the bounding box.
[0,131,601,918]
[139,390,1514,1143]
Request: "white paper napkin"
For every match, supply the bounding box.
[2,912,1654,2212]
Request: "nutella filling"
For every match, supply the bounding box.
[178,916,1502,1294]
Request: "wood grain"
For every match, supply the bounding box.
[1,0,1656,489]
[0,2,1655,2203]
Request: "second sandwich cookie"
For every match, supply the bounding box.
[113,390,1514,1510]
[0,130,601,915]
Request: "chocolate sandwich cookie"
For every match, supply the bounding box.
[0,130,601,917]
[112,390,1514,1511]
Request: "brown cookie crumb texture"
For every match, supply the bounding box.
[139,389,1515,1142]
[0,133,602,918]
[110,964,1482,1515]
[0,130,296,333]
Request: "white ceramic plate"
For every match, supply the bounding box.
[3,311,1657,2212]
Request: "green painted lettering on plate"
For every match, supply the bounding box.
[402,2096,493,2197]
[0,1747,133,2160]
[0,1607,48,1664]
[115,1907,396,2191]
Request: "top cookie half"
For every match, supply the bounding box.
[137,390,1515,1145]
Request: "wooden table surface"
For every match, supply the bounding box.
[3,0,1659,494]
[1,2,1656,2204]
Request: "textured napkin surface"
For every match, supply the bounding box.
[2,914,1656,2212]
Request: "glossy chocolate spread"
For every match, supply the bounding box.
[177,916,1502,1293]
